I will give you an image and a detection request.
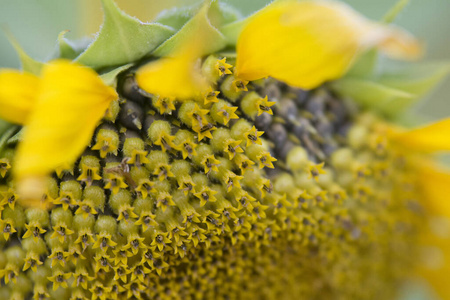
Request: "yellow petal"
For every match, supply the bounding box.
[413,161,450,299]
[416,161,450,217]
[15,59,117,180]
[16,177,49,209]
[136,3,226,99]
[416,225,450,300]
[0,70,39,124]
[235,0,421,90]
[391,118,450,153]
[136,54,208,99]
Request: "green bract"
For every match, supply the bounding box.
[75,0,173,69]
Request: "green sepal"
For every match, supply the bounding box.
[100,63,133,87]
[382,0,410,24]
[220,1,270,46]
[3,27,43,75]
[44,31,92,62]
[0,120,13,141]
[221,18,248,46]
[154,3,203,31]
[331,61,450,118]
[0,126,19,157]
[345,49,379,79]
[153,1,227,58]
[57,31,78,60]
[6,128,23,146]
[232,0,273,16]
[378,62,450,98]
[207,1,242,28]
[75,0,175,69]
[55,31,92,60]
[330,78,414,118]
[155,1,241,32]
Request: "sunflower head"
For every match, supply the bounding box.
[0,0,449,299]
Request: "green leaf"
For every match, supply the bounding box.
[330,78,415,118]
[100,63,133,86]
[153,1,227,58]
[3,27,43,75]
[75,0,174,69]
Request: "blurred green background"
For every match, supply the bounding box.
[0,1,448,299]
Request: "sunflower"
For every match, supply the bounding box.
[0,0,449,299]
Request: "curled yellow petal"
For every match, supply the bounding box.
[235,0,421,90]
[415,162,450,299]
[411,161,450,300]
[416,223,450,300]
[0,70,39,124]
[416,161,450,217]
[136,2,226,99]
[14,60,117,181]
[391,118,450,153]
[136,54,208,99]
